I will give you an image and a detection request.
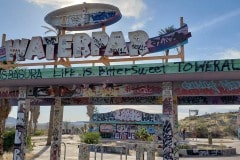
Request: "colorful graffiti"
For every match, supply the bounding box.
[10,96,161,106]
[0,87,18,98]
[93,108,163,140]
[50,98,63,160]
[1,59,240,81]
[25,83,162,98]
[13,87,27,160]
[93,108,163,123]
[174,80,240,96]
[162,82,179,160]
[178,96,240,105]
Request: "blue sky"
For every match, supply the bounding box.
[2,0,240,122]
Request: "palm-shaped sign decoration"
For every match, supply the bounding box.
[159,25,178,63]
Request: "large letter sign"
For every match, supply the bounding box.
[58,35,72,58]
[5,39,29,61]
[91,31,109,56]
[129,30,149,56]
[25,37,45,60]
[104,31,128,56]
[73,33,91,57]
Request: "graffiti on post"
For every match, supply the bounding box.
[78,144,89,160]
[13,87,27,160]
[238,108,240,140]
[163,119,173,160]
[50,97,63,160]
[162,82,179,160]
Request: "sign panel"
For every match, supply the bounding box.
[92,108,163,124]
[2,25,191,63]
[25,83,163,99]
[174,80,240,96]
[1,59,239,81]
[44,3,122,31]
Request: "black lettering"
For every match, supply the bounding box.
[195,61,206,72]
[183,62,193,72]
[83,68,92,76]
[124,67,132,75]
[116,68,123,75]
[138,67,147,75]
[1,70,7,79]
[8,70,13,79]
[98,66,105,76]
[131,66,138,74]
[36,69,42,78]
[221,60,231,71]
[205,61,213,72]
[18,69,25,79]
[53,68,61,78]
[231,59,240,70]
[214,60,220,71]
[174,62,184,72]
[149,67,155,73]
[30,69,37,79]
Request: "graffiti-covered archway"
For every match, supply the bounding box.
[1,2,240,160]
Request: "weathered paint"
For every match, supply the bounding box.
[13,87,28,160]
[2,25,191,62]
[44,3,122,31]
[1,59,239,81]
[162,82,179,160]
[50,97,63,160]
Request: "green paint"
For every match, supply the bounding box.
[1,59,240,80]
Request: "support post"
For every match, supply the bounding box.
[136,144,144,160]
[237,107,240,140]
[78,143,90,160]
[50,97,64,160]
[180,17,185,62]
[13,87,28,160]
[46,105,54,146]
[147,143,155,160]
[162,82,179,160]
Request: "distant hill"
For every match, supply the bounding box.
[5,117,86,129]
[179,111,239,138]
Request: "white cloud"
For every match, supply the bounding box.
[131,17,152,30]
[217,49,240,59]
[131,22,145,31]
[191,8,240,32]
[25,0,146,18]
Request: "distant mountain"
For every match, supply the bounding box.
[179,111,239,138]
[5,117,87,129]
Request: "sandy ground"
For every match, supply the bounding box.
[25,135,240,160]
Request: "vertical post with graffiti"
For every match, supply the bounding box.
[50,97,64,160]
[13,87,28,160]
[162,82,179,160]
[135,144,144,160]
[78,143,90,160]
[147,143,156,160]
[172,95,179,159]
[238,107,240,140]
